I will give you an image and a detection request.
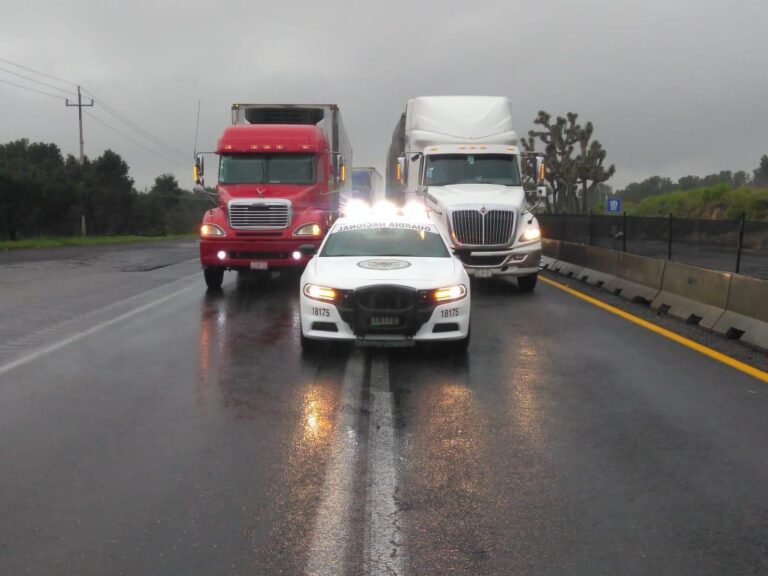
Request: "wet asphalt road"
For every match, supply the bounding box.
[2,243,768,575]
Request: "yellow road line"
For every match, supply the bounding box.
[539,275,768,384]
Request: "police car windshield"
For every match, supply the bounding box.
[321,225,450,258]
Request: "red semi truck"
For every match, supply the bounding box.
[195,104,352,289]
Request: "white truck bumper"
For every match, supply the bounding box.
[461,243,541,277]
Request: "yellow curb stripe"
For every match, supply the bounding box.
[539,275,768,384]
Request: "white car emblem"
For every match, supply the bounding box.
[256,187,266,196]
[357,259,412,271]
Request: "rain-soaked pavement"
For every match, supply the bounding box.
[2,242,768,575]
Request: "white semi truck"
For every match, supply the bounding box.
[386,96,544,292]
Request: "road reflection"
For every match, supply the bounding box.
[195,272,348,571]
[389,350,503,573]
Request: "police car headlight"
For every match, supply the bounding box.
[200,224,226,237]
[294,223,323,237]
[519,227,541,242]
[303,283,337,302]
[432,284,467,303]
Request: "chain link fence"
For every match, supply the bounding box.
[538,213,768,279]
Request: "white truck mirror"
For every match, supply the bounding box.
[396,156,405,183]
[535,156,546,184]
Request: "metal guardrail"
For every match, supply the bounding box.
[538,213,768,279]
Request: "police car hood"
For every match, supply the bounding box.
[312,256,461,289]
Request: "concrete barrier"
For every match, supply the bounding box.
[713,275,768,351]
[651,261,731,329]
[541,239,561,261]
[604,251,666,303]
[579,246,620,287]
[544,237,766,350]
[555,242,589,279]
[550,241,664,302]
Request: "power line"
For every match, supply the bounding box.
[0,77,66,100]
[0,65,77,96]
[82,88,190,161]
[1,58,191,167]
[0,58,190,163]
[85,111,189,169]
[0,57,78,88]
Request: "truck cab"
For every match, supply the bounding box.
[198,104,351,289]
[387,96,544,292]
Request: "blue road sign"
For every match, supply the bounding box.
[606,196,622,213]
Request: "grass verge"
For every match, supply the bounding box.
[0,234,196,251]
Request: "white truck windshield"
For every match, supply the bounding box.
[219,154,315,185]
[424,154,521,186]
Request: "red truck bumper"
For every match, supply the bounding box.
[200,237,320,269]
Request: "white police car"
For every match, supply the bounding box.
[299,207,470,349]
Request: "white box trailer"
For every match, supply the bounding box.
[385,96,543,292]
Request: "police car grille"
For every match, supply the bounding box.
[452,210,515,246]
[356,287,414,311]
[229,202,289,230]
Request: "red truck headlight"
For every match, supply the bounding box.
[201,224,226,238]
[294,223,323,237]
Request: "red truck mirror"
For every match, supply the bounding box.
[194,154,205,185]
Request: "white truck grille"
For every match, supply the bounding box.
[451,209,515,246]
[228,200,291,230]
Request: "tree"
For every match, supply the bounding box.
[574,122,616,213]
[522,112,579,213]
[733,170,750,188]
[0,139,70,239]
[754,155,768,187]
[523,111,614,213]
[85,150,134,234]
[622,176,676,203]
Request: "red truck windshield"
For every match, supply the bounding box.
[219,154,316,185]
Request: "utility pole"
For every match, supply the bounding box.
[66,85,94,235]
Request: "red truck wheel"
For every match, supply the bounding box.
[204,267,225,289]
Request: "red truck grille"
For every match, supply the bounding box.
[228,200,291,230]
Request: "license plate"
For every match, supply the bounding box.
[475,268,492,278]
[370,316,400,327]
[250,261,268,270]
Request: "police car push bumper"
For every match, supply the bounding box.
[300,286,470,343]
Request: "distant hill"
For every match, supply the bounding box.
[625,184,768,220]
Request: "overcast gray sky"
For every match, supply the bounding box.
[1,0,766,191]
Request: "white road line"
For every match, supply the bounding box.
[306,352,366,576]
[0,284,194,376]
[365,352,406,576]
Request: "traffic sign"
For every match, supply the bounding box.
[606,196,622,213]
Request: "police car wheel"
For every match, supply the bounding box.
[448,326,471,352]
[517,273,538,293]
[300,329,319,352]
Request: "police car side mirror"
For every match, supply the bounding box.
[299,244,317,256]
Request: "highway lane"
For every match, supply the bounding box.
[2,246,768,575]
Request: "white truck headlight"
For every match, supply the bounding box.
[519,227,541,242]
